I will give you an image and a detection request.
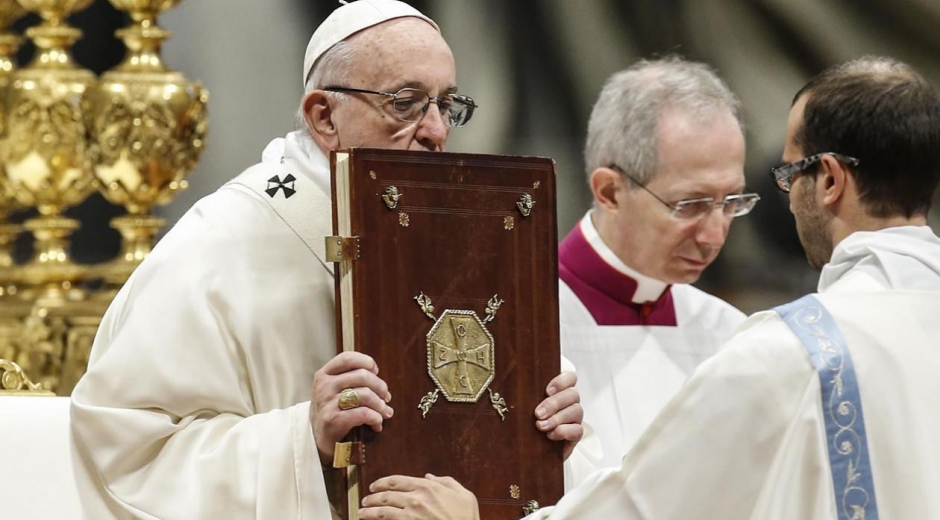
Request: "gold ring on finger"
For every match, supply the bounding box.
[338,388,360,410]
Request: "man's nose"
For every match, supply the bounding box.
[695,205,732,249]
[415,100,449,150]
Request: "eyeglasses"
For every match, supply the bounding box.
[769,152,859,193]
[322,86,478,127]
[609,165,760,220]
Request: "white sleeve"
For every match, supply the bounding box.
[69,207,335,520]
[559,355,604,491]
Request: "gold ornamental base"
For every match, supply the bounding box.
[17,216,86,305]
[88,214,164,300]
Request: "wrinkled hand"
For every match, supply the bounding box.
[311,351,393,465]
[359,474,481,520]
[535,371,583,460]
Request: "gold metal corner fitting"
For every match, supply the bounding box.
[332,441,366,468]
[325,236,361,262]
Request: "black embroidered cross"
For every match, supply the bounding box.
[266,174,296,199]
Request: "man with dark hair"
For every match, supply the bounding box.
[360,55,940,520]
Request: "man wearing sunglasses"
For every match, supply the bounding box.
[552,57,757,484]
[362,56,940,520]
[69,2,584,519]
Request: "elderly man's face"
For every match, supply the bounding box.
[601,107,746,284]
[330,18,457,152]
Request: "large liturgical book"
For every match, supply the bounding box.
[329,148,563,520]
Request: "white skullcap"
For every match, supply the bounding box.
[302,0,440,86]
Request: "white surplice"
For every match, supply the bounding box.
[559,214,746,484]
[530,225,940,519]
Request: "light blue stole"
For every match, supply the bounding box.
[775,295,880,520]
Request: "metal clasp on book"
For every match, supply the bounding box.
[332,441,366,468]
[325,236,361,262]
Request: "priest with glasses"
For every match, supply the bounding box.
[554,57,759,485]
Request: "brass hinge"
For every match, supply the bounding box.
[325,236,361,262]
[332,441,366,468]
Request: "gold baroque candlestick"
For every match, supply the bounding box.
[87,0,208,287]
[0,0,26,80]
[0,0,27,294]
[1,0,97,303]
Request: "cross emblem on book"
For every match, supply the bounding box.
[266,174,296,198]
[430,315,493,396]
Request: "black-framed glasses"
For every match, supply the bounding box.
[609,165,760,220]
[322,86,478,127]
[769,152,859,193]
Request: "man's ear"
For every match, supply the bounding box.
[817,154,848,207]
[589,167,624,213]
[302,90,340,151]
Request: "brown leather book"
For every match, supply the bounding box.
[328,148,563,520]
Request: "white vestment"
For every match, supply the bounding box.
[559,214,745,480]
[71,132,594,519]
[530,225,940,519]
[71,132,343,519]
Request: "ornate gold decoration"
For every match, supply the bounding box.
[0,1,206,395]
[414,292,508,417]
[417,388,439,418]
[86,0,208,289]
[1,0,98,301]
[488,388,507,421]
[509,485,520,500]
[5,299,104,394]
[381,185,401,209]
[414,292,436,320]
[399,211,409,227]
[483,294,504,323]
[532,180,540,189]
[523,500,540,516]
[516,193,535,217]
[427,310,494,402]
[369,170,376,180]
[0,358,44,392]
[503,215,514,230]
[0,0,27,297]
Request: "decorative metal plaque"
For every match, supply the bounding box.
[414,293,508,417]
[382,185,402,209]
[517,193,535,217]
[427,310,494,402]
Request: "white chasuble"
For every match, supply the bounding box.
[71,132,338,519]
